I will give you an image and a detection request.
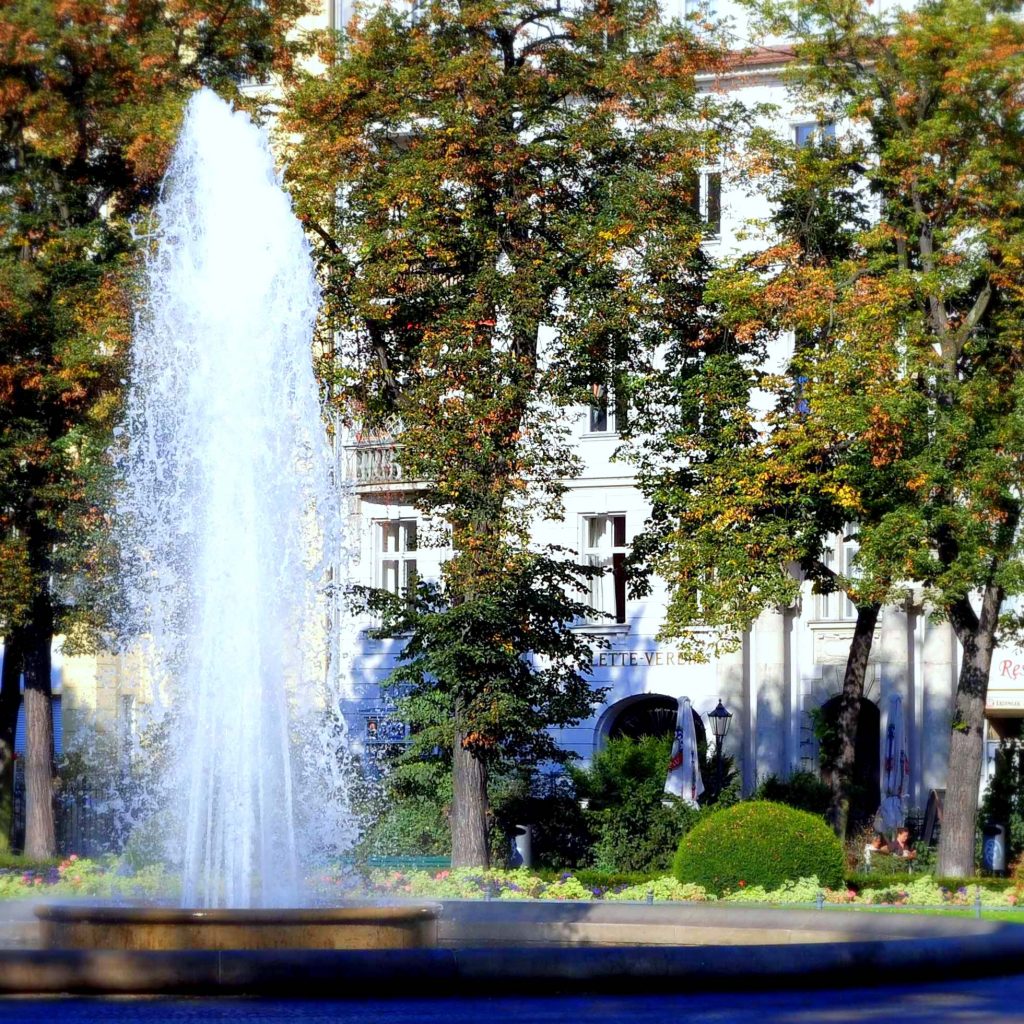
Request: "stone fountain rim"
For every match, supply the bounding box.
[9,900,1024,996]
[34,902,441,926]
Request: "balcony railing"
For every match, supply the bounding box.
[347,442,404,486]
[342,416,419,491]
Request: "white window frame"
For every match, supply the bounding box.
[694,169,722,238]
[815,530,858,621]
[582,514,628,624]
[794,122,837,148]
[376,519,419,599]
[588,382,627,434]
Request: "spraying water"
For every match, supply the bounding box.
[116,89,353,908]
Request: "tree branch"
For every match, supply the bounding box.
[306,218,343,254]
[951,278,993,355]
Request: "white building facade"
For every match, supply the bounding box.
[334,2,1024,819]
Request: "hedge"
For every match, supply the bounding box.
[673,800,845,895]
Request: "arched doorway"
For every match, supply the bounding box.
[819,695,881,830]
[599,694,708,758]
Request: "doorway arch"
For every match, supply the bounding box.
[819,694,881,830]
[596,693,707,748]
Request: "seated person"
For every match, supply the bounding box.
[890,826,917,860]
[863,832,890,869]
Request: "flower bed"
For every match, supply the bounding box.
[357,867,1023,907]
[0,856,176,900]
[0,857,1017,910]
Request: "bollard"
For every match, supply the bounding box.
[647,889,654,905]
[975,886,982,920]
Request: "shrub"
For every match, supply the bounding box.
[357,799,451,858]
[752,771,831,818]
[587,798,701,873]
[979,739,1024,862]
[604,876,713,902]
[570,734,703,873]
[537,868,655,889]
[673,800,845,895]
[721,876,824,903]
[492,781,592,870]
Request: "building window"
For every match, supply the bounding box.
[794,122,836,148]
[363,706,410,781]
[583,514,628,624]
[816,530,857,620]
[691,171,722,237]
[377,519,418,598]
[589,383,627,434]
[120,695,137,756]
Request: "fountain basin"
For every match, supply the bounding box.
[34,903,440,951]
[5,901,1024,995]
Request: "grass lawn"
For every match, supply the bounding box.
[820,905,1024,922]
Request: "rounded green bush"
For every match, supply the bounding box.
[673,800,844,895]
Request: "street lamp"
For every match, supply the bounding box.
[707,699,733,801]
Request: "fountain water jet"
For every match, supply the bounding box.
[36,87,440,950]
[114,87,352,911]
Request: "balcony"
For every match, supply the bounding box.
[343,422,421,496]
[348,441,402,485]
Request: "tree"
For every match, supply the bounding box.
[625,126,898,840]
[0,0,311,856]
[284,0,733,865]
[724,0,1024,873]
[366,556,602,866]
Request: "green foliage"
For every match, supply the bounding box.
[535,867,656,889]
[979,739,1024,862]
[358,799,452,859]
[738,0,1024,873]
[570,735,703,873]
[0,854,60,871]
[807,708,842,775]
[284,0,735,862]
[606,877,713,901]
[0,1,312,643]
[492,779,592,871]
[0,855,177,900]
[721,875,824,903]
[673,800,845,895]
[844,873,1013,893]
[0,0,313,857]
[572,734,677,810]
[365,563,603,814]
[753,771,831,818]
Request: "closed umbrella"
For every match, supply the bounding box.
[665,697,705,807]
[879,694,910,833]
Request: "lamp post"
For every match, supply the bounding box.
[708,699,733,801]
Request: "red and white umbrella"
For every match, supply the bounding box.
[665,696,704,807]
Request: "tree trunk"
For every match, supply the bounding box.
[828,602,881,841]
[937,586,1002,878]
[22,600,56,860]
[451,724,489,868]
[0,634,23,852]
